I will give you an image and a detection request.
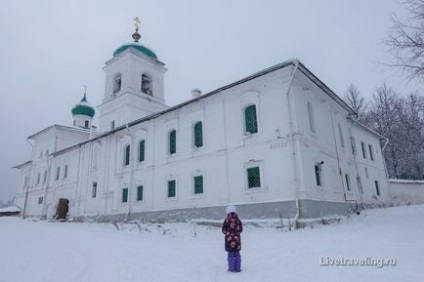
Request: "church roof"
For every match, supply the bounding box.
[71,94,95,117]
[113,42,157,59]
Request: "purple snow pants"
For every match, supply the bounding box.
[227,251,241,272]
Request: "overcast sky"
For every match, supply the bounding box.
[0,0,419,202]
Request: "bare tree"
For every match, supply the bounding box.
[395,93,424,178]
[344,84,368,122]
[384,0,424,81]
[366,84,402,178]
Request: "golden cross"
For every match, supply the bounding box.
[133,17,141,31]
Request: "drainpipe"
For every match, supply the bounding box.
[329,109,350,202]
[221,92,231,205]
[347,122,362,214]
[41,154,52,219]
[380,137,390,178]
[125,123,135,221]
[285,59,301,229]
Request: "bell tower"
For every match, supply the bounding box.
[98,17,168,132]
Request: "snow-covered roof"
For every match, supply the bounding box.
[27,124,90,140]
[0,206,21,213]
[12,160,32,169]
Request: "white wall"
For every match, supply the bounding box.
[389,179,424,205]
[17,61,392,219]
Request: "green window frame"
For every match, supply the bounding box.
[247,167,261,188]
[138,140,145,162]
[137,185,143,201]
[124,145,130,166]
[244,105,258,134]
[122,188,128,203]
[194,175,203,194]
[194,122,203,148]
[169,130,177,154]
[168,180,176,198]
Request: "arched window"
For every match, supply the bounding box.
[193,121,203,148]
[244,105,258,134]
[169,130,177,154]
[141,74,152,95]
[113,73,122,94]
[124,144,130,166]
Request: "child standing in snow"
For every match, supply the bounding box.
[222,205,243,272]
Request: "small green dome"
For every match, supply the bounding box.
[113,43,157,59]
[72,94,95,117]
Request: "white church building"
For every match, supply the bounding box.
[14,24,390,223]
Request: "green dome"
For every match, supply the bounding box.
[72,94,95,117]
[113,43,157,59]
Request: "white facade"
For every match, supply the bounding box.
[14,38,390,221]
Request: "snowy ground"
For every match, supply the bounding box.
[1,205,423,282]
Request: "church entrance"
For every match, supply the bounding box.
[55,198,69,221]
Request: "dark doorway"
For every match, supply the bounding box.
[55,198,69,220]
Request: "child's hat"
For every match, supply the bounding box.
[226,205,236,214]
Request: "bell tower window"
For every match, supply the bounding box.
[113,73,122,94]
[141,74,152,95]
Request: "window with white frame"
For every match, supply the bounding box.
[338,124,345,148]
[357,176,363,194]
[113,73,122,94]
[307,101,316,133]
[350,136,356,155]
[314,163,322,186]
[193,121,203,148]
[244,105,258,134]
[194,175,203,194]
[43,170,47,184]
[124,145,130,166]
[138,140,145,162]
[375,180,381,196]
[246,166,261,188]
[137,185,143,201]
[361,142,367,159]
[64,165,68,179]
[122,188,128,203]
[368,144,374,161]
[56,167,60,180]
[168,180,176,198]
[169,130,177,154]
[92,182,97,198]
[141,74,152,95]
[345,173,351,191]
